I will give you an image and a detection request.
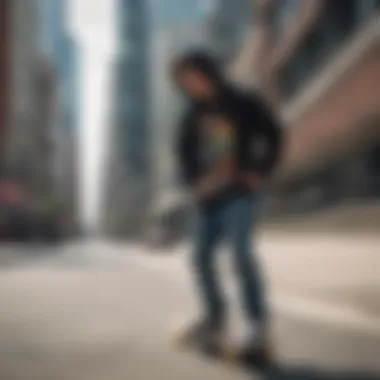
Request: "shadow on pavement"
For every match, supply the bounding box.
[262,366,380,380]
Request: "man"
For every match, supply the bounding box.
[172,50,283,361]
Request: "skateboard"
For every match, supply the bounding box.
[170,326,272,371]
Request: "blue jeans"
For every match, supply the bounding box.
[193,194,267,329]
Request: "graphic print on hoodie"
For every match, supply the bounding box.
[199,113,236,192]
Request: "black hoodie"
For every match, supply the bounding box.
[175,50,283,197]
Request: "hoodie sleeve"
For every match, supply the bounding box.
[244,95,284,177]
[175,111,199,187]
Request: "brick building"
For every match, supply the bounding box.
[252,0,380,211]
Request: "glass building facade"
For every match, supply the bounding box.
[39,0,78,131]
[115,0,151,224]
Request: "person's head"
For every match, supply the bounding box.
[171,50,223,102]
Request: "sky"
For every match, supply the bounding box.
[68,0,116,230]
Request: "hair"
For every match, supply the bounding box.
[171,49,223,86]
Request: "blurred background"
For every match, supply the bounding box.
[0,1,379,379]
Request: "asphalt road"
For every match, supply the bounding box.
[0,234,379,380]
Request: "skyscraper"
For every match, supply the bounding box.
[103,0,152,236]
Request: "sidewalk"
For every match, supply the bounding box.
[3,232,379,326]
[0,240,379,379]
[129,231,380,324]
[0,250,379,380]
[259,233,380,318]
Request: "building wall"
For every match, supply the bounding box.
[39,0,79,225]
[280,39,380,182]
[102,65,131,234]
[7,0,40,191]
[33,59,57,201]
[0,0,10,154]
[40,0,79,133]
[264,1,380,209]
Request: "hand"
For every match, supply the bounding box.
[240,172,264,191]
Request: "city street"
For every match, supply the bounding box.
[0,233,379,380]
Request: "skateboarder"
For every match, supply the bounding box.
[171,50,283,363]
